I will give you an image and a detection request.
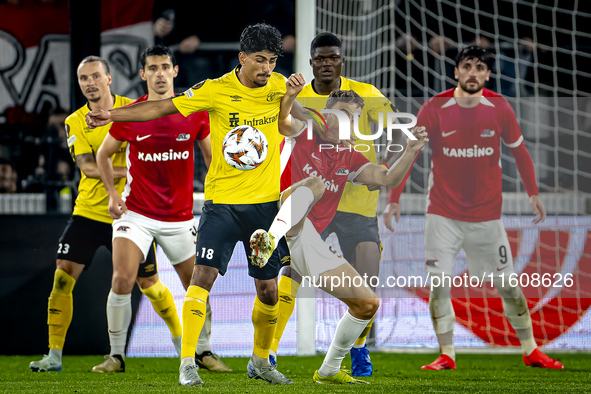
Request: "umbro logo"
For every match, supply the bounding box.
[48,308,61,314]
[279,295,292,303]
[116,226,130,233]
[160,307,170,314]
[335,168,349,176]
[230,95,242,102]
[192,310,204,317]
[176,133,190,141]
[269,318,278,324]
[481,129,495,137]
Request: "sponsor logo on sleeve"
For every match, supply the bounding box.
[67,135,76,146]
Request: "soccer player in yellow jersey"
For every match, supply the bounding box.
[29,56,182,373]
[269,33,404,376]
[86,24,305,386]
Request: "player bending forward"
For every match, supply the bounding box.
[384,46,562,370]
[250,90,428,383]
[95,45,232,372]
[29,56,177,373]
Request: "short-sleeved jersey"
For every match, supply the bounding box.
[109,95,210,222]
[421,88,523,222]
[172,67,287,204]
[298,77,395,217]
[280,126,371,233]
[65,95,132,224]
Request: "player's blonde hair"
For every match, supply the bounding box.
[326,90,365,110]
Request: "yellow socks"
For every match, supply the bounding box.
[141,280,181,339]
[48,269,76,350]
[252,296,279,359]
[271,276,300,353]
[354,316,374,347]
[181,285,209,359]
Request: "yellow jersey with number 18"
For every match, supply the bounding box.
[298,77,395,217]
[172,67,287,204]
[65,95,132,224]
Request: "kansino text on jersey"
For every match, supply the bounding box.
[318,143,404,153]
[443,146,495,158]
[138,150,190,162]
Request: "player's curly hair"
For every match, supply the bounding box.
[239,23,284,57]
[80,56,110,75]
[310,32,342,54]
[455,45,494,70]
[326,90,365,110]
[140,45,177,69]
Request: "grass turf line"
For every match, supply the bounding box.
[1,353,590,393]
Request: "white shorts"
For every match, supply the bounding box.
[287,218,347,280]
[424,214,514,280]
[112,210,196,265]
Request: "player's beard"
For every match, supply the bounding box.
[460,79,483,95]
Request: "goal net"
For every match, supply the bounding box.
[313,0,591,352]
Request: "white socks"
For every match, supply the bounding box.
[49,349,62,361]
[180,356,195,370]
[107,290,132,358]
[429,282,456,360]
[196,299,212,354]
[493,278,537,356]
[318,311,371,377]
[269,186,315,244]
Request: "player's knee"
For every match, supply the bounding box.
[493,277,523,299]
[190,265,218,289]
[256,281,278,305]
[354,297,380,320]
[56,259,83,279]
[137,274,158,290]
[112,270,136,293]
[306,176,326,200]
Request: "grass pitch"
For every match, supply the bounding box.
[1,353,590,393]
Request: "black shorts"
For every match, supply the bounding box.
[320,211,381,263]
[195,201,290,280]
[57,215,158,277]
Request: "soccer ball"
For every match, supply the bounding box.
[222,125,268,171]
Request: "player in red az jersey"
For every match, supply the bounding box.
[250,90,428,384]
[384,46,562,370]
[94,46,230,372]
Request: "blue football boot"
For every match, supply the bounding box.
[350,345,372,376]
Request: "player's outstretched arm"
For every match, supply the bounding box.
[86,98,179,129]
[96,134,128,219]
[355,127,428,188]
